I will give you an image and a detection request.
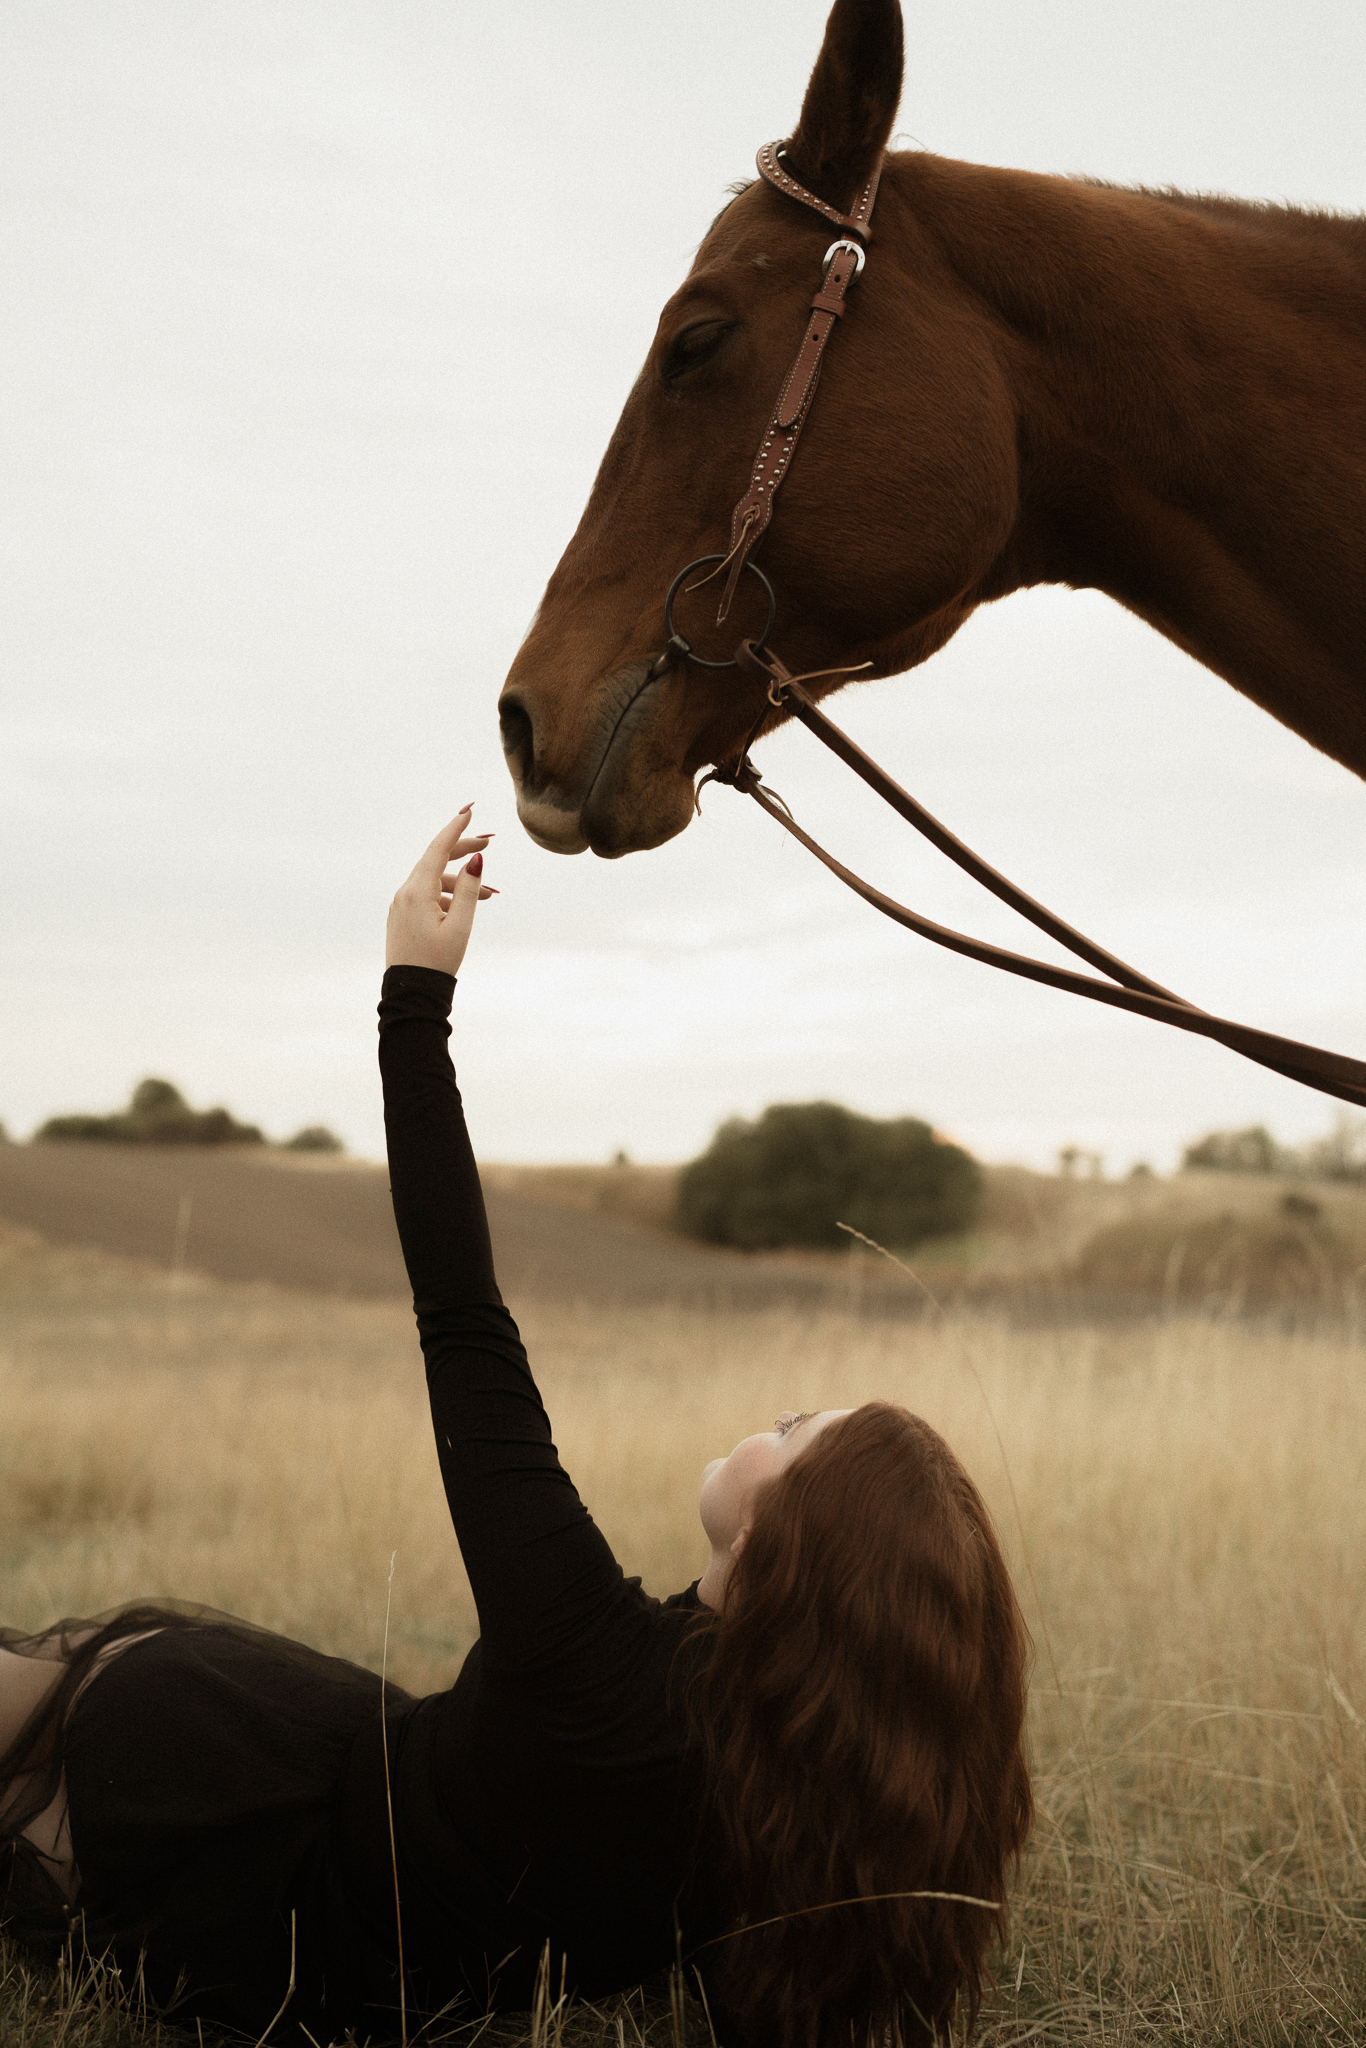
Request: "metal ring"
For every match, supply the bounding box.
[661,556,777,672]
[823,237,866,276]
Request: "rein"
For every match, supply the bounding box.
[649,139,1366,1114]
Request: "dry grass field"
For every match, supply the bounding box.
[2,1209,1365,2045]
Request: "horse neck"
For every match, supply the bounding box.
[894,155,1366,771]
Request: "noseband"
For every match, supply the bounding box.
[648,141,1366,1112]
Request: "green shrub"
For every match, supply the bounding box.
[282,1124,344,1154]
[36,1077,264,1147]
[676,1100,981,1252]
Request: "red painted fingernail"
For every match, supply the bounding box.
[458,801,474,814]
[466,851,484,877]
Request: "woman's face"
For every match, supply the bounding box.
[699,1409,852,1553]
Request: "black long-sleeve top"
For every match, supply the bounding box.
[355,966,718,2018]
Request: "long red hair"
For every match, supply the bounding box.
[690,1402,1032,2048]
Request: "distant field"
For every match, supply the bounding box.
[2,1137,1365,1320]
[0,1139,899,1315]
[1,1217,1364,2044]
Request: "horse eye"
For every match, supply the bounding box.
[661,320,736,385]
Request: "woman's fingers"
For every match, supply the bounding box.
[438,841,494,888]
[428,851,486,968]
[386,809,498,971]
[408,808,494,884]
[414,809,474,878]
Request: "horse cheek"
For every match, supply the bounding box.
[843,343,1021,662]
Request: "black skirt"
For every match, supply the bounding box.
[0,1604,418,2042]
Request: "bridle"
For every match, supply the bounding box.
[647,140,1366,1113]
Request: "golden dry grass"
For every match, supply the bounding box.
[2,1219,1365,2043]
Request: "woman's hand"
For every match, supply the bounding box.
[386,808,497,976]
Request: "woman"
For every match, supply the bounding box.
[0,815,1032,2047]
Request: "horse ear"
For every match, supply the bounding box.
[784,0,904,213]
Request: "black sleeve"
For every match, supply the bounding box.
[378,967,631,1675]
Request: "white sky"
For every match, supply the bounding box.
[3,0,1364,1170]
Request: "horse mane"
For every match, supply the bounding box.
[706,156,1366,257]
[706,178,758,236]
[1080,176,1366,250]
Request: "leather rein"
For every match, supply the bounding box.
[648,140,1366,1114]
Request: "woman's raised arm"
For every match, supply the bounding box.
[378,816,640,1682]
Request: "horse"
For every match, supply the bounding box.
[496,0,1366,863]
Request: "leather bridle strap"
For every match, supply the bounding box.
[713,144,882,626]
[755,139,882,239]
[731,641,1366,1111]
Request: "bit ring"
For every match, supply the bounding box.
[656,556,777,672]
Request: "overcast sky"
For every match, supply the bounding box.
[3,0,1364,1171]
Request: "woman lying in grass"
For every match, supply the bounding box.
[0,814,1032,2048]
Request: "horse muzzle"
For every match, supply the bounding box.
[498,665,695,858]
[497,690,590,853]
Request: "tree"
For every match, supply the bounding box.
[282,1125,344,1154]
[1181,1117,1366,1182]
[36,1078,264,1146]
[676,1100,981,1252]
[1181,1125,1284,1175]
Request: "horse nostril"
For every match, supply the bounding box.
[498,693,535,785]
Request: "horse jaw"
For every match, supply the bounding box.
[579,672,698,857]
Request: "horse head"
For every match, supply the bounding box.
[498,0,1018,857]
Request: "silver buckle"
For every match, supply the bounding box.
[823,237,866,276]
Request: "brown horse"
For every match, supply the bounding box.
[498,0,1366,860]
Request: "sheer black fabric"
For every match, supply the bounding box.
[0,968,722,2041]
[0,1605,415,2035]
